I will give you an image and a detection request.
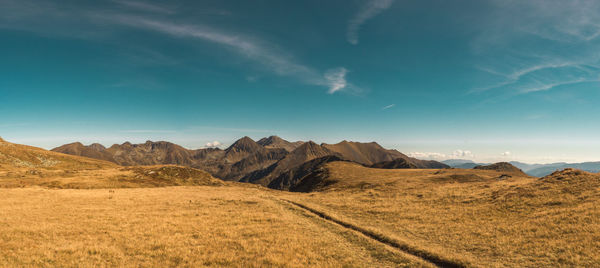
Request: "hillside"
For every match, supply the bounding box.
[473,162,528,176]
[285,162,599,266]
[0,138,115,171]
[0,138,223,188]
[370,158,418,169]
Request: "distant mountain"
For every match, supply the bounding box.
[52,137,451,187]
[52,139,271,180]
[442,159,487,169]
[322,141,405,166]
[474,162,528,176]
[525,162,600,177]
[439,159,600,177]
[1,138,114,171]
[323,141,448,169]
[52,142,116,163]
[257,135,303,152]
[441,159,475,166]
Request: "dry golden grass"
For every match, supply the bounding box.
[2,138,598,267]
[0,165,224,189]
[286,162,600,267]
[0,186,427,267]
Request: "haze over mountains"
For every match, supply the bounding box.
[442,159,600,177]
[51,136,450,189]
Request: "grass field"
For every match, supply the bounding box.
[287,162,600,267]
[0,185,430,267]
[1,154,599,267]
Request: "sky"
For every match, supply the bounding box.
[1,0,600,164]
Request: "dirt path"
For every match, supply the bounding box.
[280,199,467,268]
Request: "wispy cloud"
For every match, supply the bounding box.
[109,15,355,94]
[191,126,274,133]
[0,1,357,95]
[471,0,600,96]
[120,130,177,133]
[112,0,175,14]
[324,67,348,94]
[347,0,394,45]
[381,104,395,110]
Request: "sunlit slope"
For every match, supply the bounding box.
[0,138,115,171]
[0,139,222,188]
[286,161,600,267]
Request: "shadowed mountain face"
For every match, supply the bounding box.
[370,158,418,169]
[52,136,449,187]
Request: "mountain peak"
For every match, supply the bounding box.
[0,137,4,142]
[89,143,106,151]
[257,135,284,145]
[292,141,331,157]
[226,136,261,153]
[257,136,302,152]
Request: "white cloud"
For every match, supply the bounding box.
[381,104,395,110]
[324,67,348,94]
[408,152,447,160]
[452,150,474,158]
[347,0,394,45]
[408,149,474,160]
[120,130,176,133]
[205,141,222,148]
[501,151,511,157]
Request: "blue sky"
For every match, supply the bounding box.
[1,0,600,163]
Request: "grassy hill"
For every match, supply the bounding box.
[0,139,222,189]
[284,161,599,267]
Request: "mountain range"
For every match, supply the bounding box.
[51,136,449,189]
[442,159,600,177]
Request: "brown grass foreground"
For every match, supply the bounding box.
[0,185,431,267]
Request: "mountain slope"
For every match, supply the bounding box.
[0,139,115,171]
[323,141,447,168]
[370,158,418,169]
[321,141,405,165]
[257,136,303,152]
[241,141,338,186]
[52,137,448,185]
[268,155,345,191]
[52,142,116,163]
